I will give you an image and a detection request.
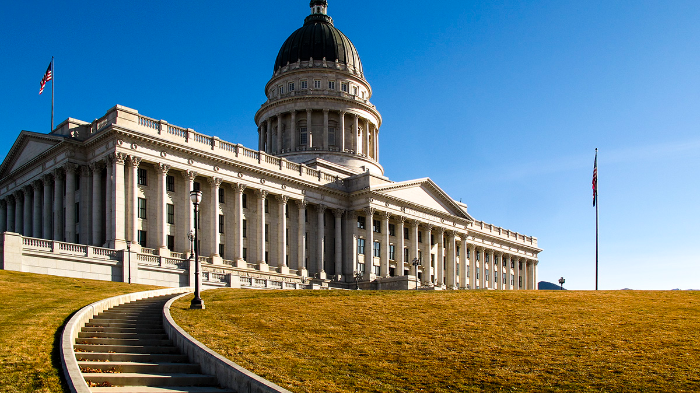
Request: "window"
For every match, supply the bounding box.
[305,209,308,222]
[219,215,224,233]
[279,85,284,94]
[486,253,490,263]
[476,251,481,261]
[476,270,480,279]
[404,227,409,240]
[166,175,175,192]
[219,188,225,203]
[519,276,522,288]
[374,265,380,275]
[193,182,200,192]
[418,250,422,262]
[389,245,395,260]
[418,231,422,243]
[389,224,395,237]
[137,168,147,186]
[243,247,247,261]
[467,249,471,258]
[362,91,366,99]
[167,235,174,251]
[328,127,335,145]
[511,260,514,269]
[467,266,470,277]
[288,82,295,91]
[242,193,247,208]
[219,244,225,258]
[373,241,380,257]
[138,198,147,219]
[265,198,269,213]
[485,270,489,282]
[357,262,365,273]
[265,224,269,242]
[286,228,289,245]
[511,275,515,286]
[300,127,308,145]
[265,251,268,263]
[357,238,365,254]
[341,83,348,92]
[328,80,335,90]
[314,80,321,89]
[300,80,308,89]
[75,202,79,223]
[166,204,174,224]
[353,86,358,95]
[519,262,523,270]
[357,216,365,229]
[373,219,380,233]
[137,230,147,247]
[242,219,247,238]
[495,271,498,283]
[404,248,409,262]
[456,246,460,257]
[430,234,435,245]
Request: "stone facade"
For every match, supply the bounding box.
[0,2,541,290]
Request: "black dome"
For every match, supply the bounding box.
[274,14,363,75]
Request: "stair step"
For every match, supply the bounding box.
[79,332,168,339]
[90,386,234,392]
[76,352,189,363]
[76,338,172,346]
[82,327,166,334]
[85,322,155,328]
[75,344,180,354]
[78,361,200,374]
[83,373,218,387]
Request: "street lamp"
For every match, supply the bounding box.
[187,229,195,259]
[411,257,421,290]
[558,277,565,290]
[190,190,204,310]
[354,271,363,290]
[126,241,132,284]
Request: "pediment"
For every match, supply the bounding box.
[0,132,64,178]
[372,178,473,220]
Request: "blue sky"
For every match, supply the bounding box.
[1,1,699,289]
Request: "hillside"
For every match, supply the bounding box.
[172,289,700,393]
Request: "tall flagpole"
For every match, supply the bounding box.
[595,148,599,291]
[51,56,54,131]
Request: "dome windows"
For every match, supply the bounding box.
[341,82,348,93]
[300,80,308,90]
[328,80,335,90]
[314,80,321,89]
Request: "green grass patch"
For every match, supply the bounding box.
[172,289,700,392]
[0,270,161,393]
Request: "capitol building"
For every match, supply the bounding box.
[0,1,541,290]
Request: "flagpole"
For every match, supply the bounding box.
[51,56,54,132]
[595,148,598,291]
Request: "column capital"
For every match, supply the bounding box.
[339,110,346,116]
[363,206,375,217]
[4,195,13,204]
[346,209,357,219]
[256,189,269,198]
[54,167,65,180]
[332,208,344,218]
[395,215,406,223]
[0,199,6,209]
[112,152,128,165]
[275,195,289,204]
[13,190,23,199]
[43,173,54,185]
[157,163,171,175]
[317,204,327,214]
[181,170,198,181]
[381,211,391,220]
[295,199,307,209]
[323,108,329,114]
[306,108,312,114]
[207,177,223,187]
[32,180,42,191]
[234,183,246,194]
[494,250,503,257]
[423,223,433,232]
[475,245,484,251]
[64,162,78,173]
[80,165,90,177]
[435,227,445,235]
[127,155,142,168]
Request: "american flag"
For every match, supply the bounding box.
[592,150,598,207]
[39,61,52,95]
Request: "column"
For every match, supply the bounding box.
[296,200,307,275]
[353,114,359,154]
[0,200,6,233]
[316,204,327,277]
[306,109,313,148]
[22,190,31,236]
[333,209,343,279]
[459,236,468,289]
[7,196,15,232]
[468,243,476,289]
[234,184,246,266]
[208,177,222,260]
[64,164,76,242]
[422,224,432,285]
[276,114,283,154]
[276,195,289,273]
[91,161,105,246]
[14,191,23,235]
[396,216,405,276]
[258,125,263,151]
[82,165,92,245]
[363,207,375,279]
[374,127,379,161]
[156,163,170,254]
[323,109,329,150]
[436,228,445,286]
[127,157,141,245]
[347,210,357,278]
[182,170,197,243]
[500,253,508,290]
[32,182,41,238]
[475,246,484,289]
[411,220,419,277]
[379,212,390,277]
[516,257,523,290]
[266,120,271,152]
[104,156,113,246]
[42,175,52,239]
[533,260,539,290]
[338,111,346,151]
[53,168,65,241]
[257,189,268,266]
[290,111,297,151]
[446,231,456,289]
[365,119,370,158]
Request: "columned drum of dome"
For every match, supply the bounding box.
[255,1,384,176]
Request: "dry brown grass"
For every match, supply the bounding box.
[0,270,160,393]
[172,289,700,392]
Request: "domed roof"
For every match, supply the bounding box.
[274,5,363,76]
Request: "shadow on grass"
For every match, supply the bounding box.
[52,309,79,393]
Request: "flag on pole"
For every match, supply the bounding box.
[39,61,53,95]
[592,150,598,206]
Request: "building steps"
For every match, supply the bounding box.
[75,295,234,392]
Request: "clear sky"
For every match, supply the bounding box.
[1,1,699,290]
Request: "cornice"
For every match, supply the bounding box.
[255,94,382,126]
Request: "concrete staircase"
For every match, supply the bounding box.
[75,295,234,393]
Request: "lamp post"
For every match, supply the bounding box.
[411,257,421,290]
[190,190,204,310]
[558,277,565,290]
[126,241,132,284]
[354,271,362,290]
[187,229,194,260]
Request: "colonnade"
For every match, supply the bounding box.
[258,109,379,160]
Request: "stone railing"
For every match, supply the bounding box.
[21,237,120,260]
[469,220,538,247]
[137,253,188,270]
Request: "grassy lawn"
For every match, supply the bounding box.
[0,270,161,393]
[172,289,700,393]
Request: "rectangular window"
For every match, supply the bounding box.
[219,214,224,233]
[476,251,481,261]
[341,83,348,92]
[511,275,514,286]
[486,253,490,263]
[167,235,174,251]
[404,248,409,262]
[418,250,422,262]
[519,276,523,288]
[314,80,321,89]
[219,188,225,203]
[138,198,147,219]
[353,86,358,95]
[286,228,289,245]
[166,204,174,224]
[243,247,247,261]
[137,168,147,186]
[328,80,335,90]
[299,127,308,145]
[265,199,269,213]
[357,238,365,254]
[305,209,308,222]
[193,181,201,192]
[288,82,295,91]
[374,265,380,275]
[357,262,365,273]
[265,224,269,242]
[373,241,380,257]
[404,227,409,240]
[495,271,498,283]
[75,202,80,223]
[418,232,422,243]
[467,249,471,258]
[328,127,335,146]
[389,245,395,260]
[456,246,460,257]
[373,220,380,233]
[430,234,435,245]
[242,219,247,238]
[242,193,247,208]
[300,80,308,89]
[137,230,147,247]
[389,224,395,237]
[511,260,515,269]
[166,175,175,192]
[279,85,284,94]
[265,251,268,263]
[357,216,365,229]
[219,244,225,258]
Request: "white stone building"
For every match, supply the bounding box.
[0,1,540,290]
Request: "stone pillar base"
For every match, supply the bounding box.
[317,270,327,280]
[363,272,376,281]
[210,255,223,265]
[278,266,290,275]
[157,247,170,257]
[297,268,308,278]
[257,261,269,272]
[235,258,247,268]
